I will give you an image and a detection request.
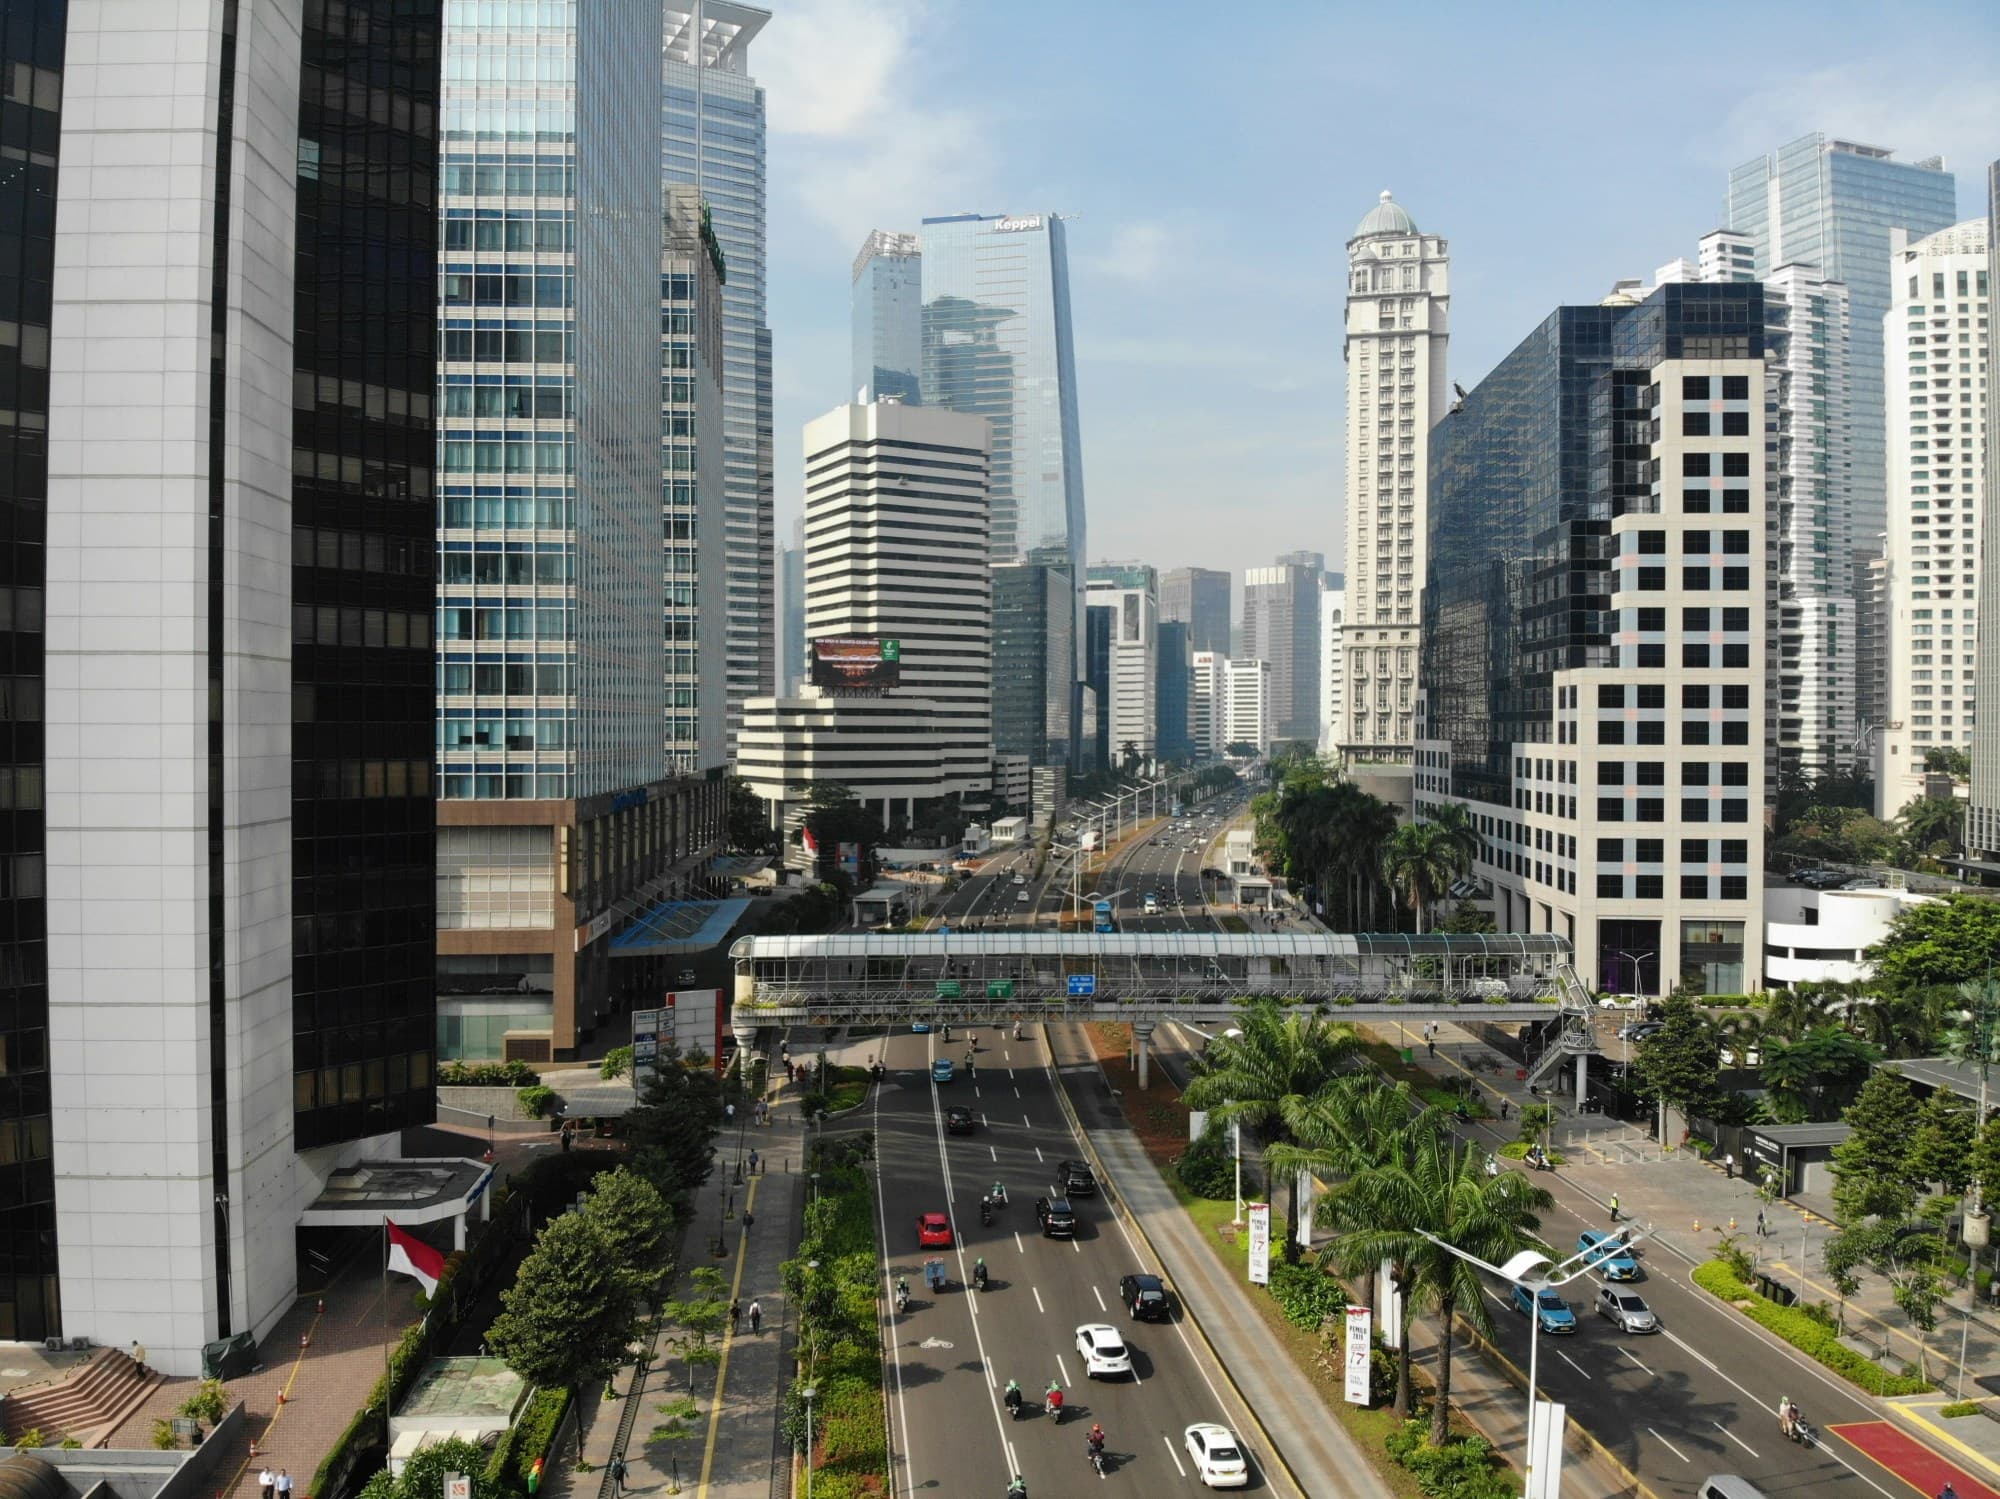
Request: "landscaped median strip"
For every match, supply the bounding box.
[1690,1258,1933,1396]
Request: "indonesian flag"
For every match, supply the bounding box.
[386,1220,444,1296]
[802,824,819,858]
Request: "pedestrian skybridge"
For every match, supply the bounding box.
[729,930,1575,1029]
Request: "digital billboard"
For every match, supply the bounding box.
[809,635,902,694]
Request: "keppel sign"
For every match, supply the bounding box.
[993,215,1044,233]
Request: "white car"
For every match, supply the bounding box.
[1183,1423,1249,1488]
[1073,1323,1133,1378]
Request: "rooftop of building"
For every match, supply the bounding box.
[663,2,768,70]
[1354,190,1416,238]
[394,1357,528,1423]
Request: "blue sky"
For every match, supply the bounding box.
[755,0,1998,595]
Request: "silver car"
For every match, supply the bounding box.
[1596,1286,1659,1333]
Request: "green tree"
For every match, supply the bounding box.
[1333,1137,1553,1445]
[1972,1116,2000,1213]
[1631,993,1722,1129]
[393,1439,492,1499]
[725,775,776,855]
[1896,796,1965,860]
[1832,1069,1920,1222]
[1867,896,2000,994]
[1906,1090,1975,1197]
[579,1166,673,1295]
[1822,1220,1889,1334]
[1420,800,1484,871]
[1435,900,1497,935]
[485,1214,635,1395]
[1923,746,1972,783]
[622,1037,725,1206]
[661,1265,730,1392]
[1183,1002,1360,1264]
[1380,822,1463,935]
[1757,1026,1880,1122]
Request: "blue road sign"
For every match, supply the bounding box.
[1068,974,1097,997]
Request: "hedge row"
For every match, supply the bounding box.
[439,1060,541,1086]
[784,1151,887,1498]
[482,1387,571,1496]
[1691,1260,1932,1396]
[1384,1419,1516,1499]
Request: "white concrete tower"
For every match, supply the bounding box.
[1339,191,1449,763]
[1878,219,1991,818]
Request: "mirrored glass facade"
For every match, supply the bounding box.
[992,555,1075,770]
[852,230,922,405]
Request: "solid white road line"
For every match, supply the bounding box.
[1035,1146,1044,1161]
[1013,1231,1025,1254]
[1023,1114,1032,1128]
[1092,1285,1106,1311]
[989,1145,998,1161]
[1033,1286,1045,1314]
[1716,1422,1759,1458]
[1647,1428,1690,1463]
[1163,1437,1186,1477]
[1058,1354,1074,1388]
[868,1079,915,1498]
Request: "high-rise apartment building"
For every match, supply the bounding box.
[1157,620,1194,761]
[992,554,1077,770]
[1340,192,1449,762]
[1421,283,1770,995]
[1877,219,1991,818]
[436,3,723,1066]
[663,185,731,776]
[1972,164,2000,867]
[1657,232,1857,781]
[1226,660,1275,753]
[664,4,773,748]
[1160,567,1232,656]
[1086,565,1159,764]
[31,0,439,1366]
[1319,584,1346,751]
[852,230,922,404]
[738,405,993,828]
[1243,556,1324,745]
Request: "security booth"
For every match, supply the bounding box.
[1743,1122,1850,1198]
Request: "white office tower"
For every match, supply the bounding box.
[1656,232,1857,782]
[1086,565,1160,761]
[1878,219,1991,818]
[1319,586,1345,751]
[1192,652,1228,758]
[738,404,993,830]
[1339,191,1449,762]
[663,4,773,750]
[1971,165,2000,866]
[1226,660,1275,753]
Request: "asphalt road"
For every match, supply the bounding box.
[866,1020,1281,1496]
[1133,1019,1926,1499]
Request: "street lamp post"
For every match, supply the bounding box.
[801,1384,818,1499]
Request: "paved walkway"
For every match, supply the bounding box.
[556,1078,805,1499]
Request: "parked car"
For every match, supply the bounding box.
[1119,1272,1171,1321]
[1510,1283,1576,1334]
[1619,1021,1664,1043]
[1595,1286,1660,1333]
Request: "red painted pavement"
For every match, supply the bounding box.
[1829,1420,1999,1499]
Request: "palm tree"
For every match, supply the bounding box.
[1381,821,1459,933]
[1183,1002,1361,1264]
[1334,1137,1554,1444]
[1421,799,1484,871]
[1896,794,1964,859]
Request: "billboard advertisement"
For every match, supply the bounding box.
[809,636,902,694]
[1246,1201,1271,1286]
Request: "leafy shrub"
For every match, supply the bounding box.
[1495,1141,1566,1166]
[11,1429,43,1452]
[599,1046,632,1081]
[1692,1260,1932,1395]
[1176,1131,1257,1200]
[516,1085,557,1119]
[57,1438,80,1450]
[1384,1420,1516,1499]
[177,1378,230,1424]
[149,1421,175,1451]
[484,1387,572,1496]
[1941,1400,1983,1418]
[439,1059,541,1087]
[1268,1257,1347,1330]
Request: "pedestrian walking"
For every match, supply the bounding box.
[258,1468,274,1499]
[725,1101,735,1124]
[1500,1098,1510,1122]
[749,1148,760,1175]
[131,1341,149,1376]
[276,1471,293,1499]
[1756,1208,1767,1238]
[1609,1193,1620,1224]
[748,1299,762,1334]
[1724,1152,1735,1179]
[729,1298,742,1332]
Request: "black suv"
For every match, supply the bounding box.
[946,1105,976,1134]
[1058,1159,1097,1196]
[1119,1272,1170,1321]
[1035,1195,1077,1238]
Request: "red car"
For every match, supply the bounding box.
[916,1212,953,1248]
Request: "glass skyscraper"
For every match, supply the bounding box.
[664,5,772,748]
[1727,135,1957,543]
[992,554,1076,770]
[852,230,922,404]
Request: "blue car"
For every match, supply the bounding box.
[1510,1283,1576,1335]
[932,1058,955,1083]
[1578,1230,1640,1281]
[911,1019,932,1033]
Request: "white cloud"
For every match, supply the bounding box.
[758,0,993,247]
[1716,58,2000,209]
[1076,220,1172,286]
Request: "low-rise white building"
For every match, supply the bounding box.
[1763,885,1935,986]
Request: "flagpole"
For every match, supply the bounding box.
[382,1217,391,1412]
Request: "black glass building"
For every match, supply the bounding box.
[992,552,1074,771]
[1084,603,1113,774]
[1156,620,1193,761]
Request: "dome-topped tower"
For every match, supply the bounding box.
[1354,189,1417,238]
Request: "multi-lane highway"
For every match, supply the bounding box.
[868,1020,1283,1495]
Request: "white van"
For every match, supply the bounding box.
[1142,892,1161,915]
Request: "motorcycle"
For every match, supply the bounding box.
[1044,1393,1063,1423]
[1789,1415,1816,1449]
[894,1283,909,1315]
[1087,1445,1106,1476]
[1013,1023,1023,1041]
[980,1199,992,1226]
[974,1263,989,1292]
[1005,1387,1025,1421]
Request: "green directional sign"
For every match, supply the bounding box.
[935,980,963,999]
[986,979,1015,999]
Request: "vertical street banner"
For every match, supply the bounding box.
[1188,1109,1208,1142]
[1246,1201,1271,1285]
[1343,1305,1372,1405]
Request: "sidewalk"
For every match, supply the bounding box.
[554,1087,805,1499]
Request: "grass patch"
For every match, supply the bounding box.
[1216,915,1250,933]
[1940,1400,1983,1418]
[799,1064,872,1117]
[1691,1260,1932,1396]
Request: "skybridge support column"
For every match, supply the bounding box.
[1574,1050,1588,1110]
[1133,1021,1156,1090]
